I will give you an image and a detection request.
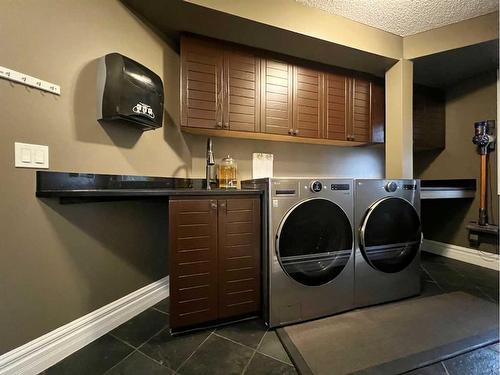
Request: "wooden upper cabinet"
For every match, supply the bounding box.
[224,49,261,132]
[181,36,224,129]
[293,67,323,138]
[180,35,385,146]
[413,85,445,150]
[261,59,294,135]
[324,75,375,143]
[371,81,385,144]
[324,73,348,141]
[350,78,371,143]
[169,199,219,329]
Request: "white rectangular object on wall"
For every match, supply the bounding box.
[252,153,273,179]
[15,142,49,169]
[0,66,60,95]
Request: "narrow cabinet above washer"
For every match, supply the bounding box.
[261,59,294,136]
[349,77,371,143]
[292,66,323,139]
[324,73,348,141]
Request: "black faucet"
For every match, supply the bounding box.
[206,138,215,190]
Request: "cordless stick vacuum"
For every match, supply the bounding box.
[467,120,499,237]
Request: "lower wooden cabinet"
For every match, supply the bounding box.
[169,196,261,330]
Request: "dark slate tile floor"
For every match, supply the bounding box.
[42,252,498,375]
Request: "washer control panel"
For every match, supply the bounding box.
[310,180,323,192]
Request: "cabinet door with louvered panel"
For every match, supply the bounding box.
[224,50,261,132]
[217,198,261,320]
[181,36,224,129]
[261,59,294,135]
[371,82,385,144]
[169,199,218,330]
[413,85,445,150]
[350,78,372,142]
[293,67,323,139]
[325,73,348,141]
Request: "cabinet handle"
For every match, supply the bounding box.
[210,201,217,209]
[224,122,229,129]
[217,121,223,128]
[288,129,293,135]
[294,129,299,136]
[219,202,226,208]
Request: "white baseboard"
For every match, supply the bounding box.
[0,276,169,375]
[422,239,499,271]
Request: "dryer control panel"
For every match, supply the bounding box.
[309,181,351,192]
[270,178,353,199]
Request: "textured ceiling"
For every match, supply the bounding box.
[296,0,498,36]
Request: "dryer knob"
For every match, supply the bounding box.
[385,181,398,192]
[310,181,323,192]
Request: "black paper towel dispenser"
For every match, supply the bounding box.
[97,53,164,130]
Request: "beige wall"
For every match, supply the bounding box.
[186,0,403,59]
[404,12,499,59]
[414,71,498,252]
[0,0,177,354]
[0,0,384,354]
[186,1,498,62]
[188,137,384,180]
[385,60,414,179]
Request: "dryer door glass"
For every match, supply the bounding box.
[277,198,353,286]
[360,197,421,273]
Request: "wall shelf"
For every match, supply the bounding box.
[420,179,476,200]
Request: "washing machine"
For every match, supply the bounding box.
[354,179,422,308]
[243,178,355,328]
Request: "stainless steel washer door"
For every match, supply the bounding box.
[360,197,422,273]
[276,198,353,286]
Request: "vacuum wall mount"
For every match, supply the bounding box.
[467,120,498,241]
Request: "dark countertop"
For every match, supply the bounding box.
[420,179,476,199]
[420,179,476,190]
[36,171,262,202]
[37,172,474,201]
[37,188,262,197]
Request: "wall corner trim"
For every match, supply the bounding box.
[0,277,170,375]
[422,239,499,271]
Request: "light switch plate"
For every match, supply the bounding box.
[15,142,49,169]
